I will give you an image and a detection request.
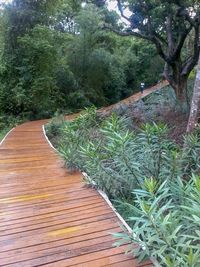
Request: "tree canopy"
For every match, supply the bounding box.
[106,0,200,100]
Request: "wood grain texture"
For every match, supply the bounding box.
[0,84,160,266]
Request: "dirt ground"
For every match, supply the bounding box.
[161,111,188,144]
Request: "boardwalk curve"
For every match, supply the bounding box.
[0,83,167,266]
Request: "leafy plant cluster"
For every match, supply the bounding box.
[142,85,188,116]
[46,106,101,169]
[46,107,200,266]
[114,175,200,267]
[135,80,195,121]
[0,114,25,141]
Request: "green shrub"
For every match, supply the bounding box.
[181,133,200,177]
[57,106,101,169]
[45,113,65,140]
[46,109,200,266]
[78,118,178,199]
[50,109,200,197]
[0,114,25,141]
[113,175,200,267]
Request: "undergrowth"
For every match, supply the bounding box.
[46,107,200,267]
[0,115,25,142]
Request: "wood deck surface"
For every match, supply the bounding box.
[0,84,164,266]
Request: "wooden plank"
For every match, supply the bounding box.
[0,220,119,253]
[1,245,132,267]
[0,208,114,237]
[0,227,120,259]
[0,235,117,265]
[0,196,103,221]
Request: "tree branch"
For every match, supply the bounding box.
[175,4,196,27]
[173,25,193,60]
[146,14,169,63]
[152,35,169,63]
[154,32,167,45]
[164,63,176,87]
[103,24,153,41]
[181,25,200,75]
[166,14,174,55]
[116,0,131,23]
[104,26,169,63]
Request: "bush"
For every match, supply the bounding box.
[113,175,200,267]
[77,118,180,198]
[56,106,101,169]
[46,109,200,266]
[0,114,25,141]
[45,113,65,140]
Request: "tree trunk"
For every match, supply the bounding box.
[186,56,200,133]
[164,62,188,102]
[173,78,188,102]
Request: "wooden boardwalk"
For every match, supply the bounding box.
[0,82,168,266]
[0,119,152,266]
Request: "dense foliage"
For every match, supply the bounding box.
[46,106,200,266]
[0,114,24,141]
[0,0,163,119]
[114,175,200,267]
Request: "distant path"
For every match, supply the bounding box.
[99,80,169,114]
[0,119,152,266]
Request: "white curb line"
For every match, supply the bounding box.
[42,125,57,151]
[0,127,15,146]
[42,123,132,233]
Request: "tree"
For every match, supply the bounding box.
[0,0,61,116]
[53,0,82,33]
[105,0,200,101]
[90,0,106,8]
[4,0,59,53]
[118,38,164,91]
[68,5,127,106]
[187,56,200,132]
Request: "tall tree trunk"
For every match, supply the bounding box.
[164,62,188,102]
[186,56,200,133]
[173,77,188,102]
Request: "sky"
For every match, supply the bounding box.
[0,0,131,20]
[0,0,11,7]
[108,0,131,16]
[0,0,10,4]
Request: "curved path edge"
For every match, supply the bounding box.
[0,127,15,146]
[42,125,132,234]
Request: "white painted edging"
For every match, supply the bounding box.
[42,124,132,234]
[0,127,15,146]
[82,171,132,234]
[42,125,57,151]
[98,191,132,233]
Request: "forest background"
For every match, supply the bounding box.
[0,0,164,123]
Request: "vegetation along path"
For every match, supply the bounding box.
[0,83,168,266]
